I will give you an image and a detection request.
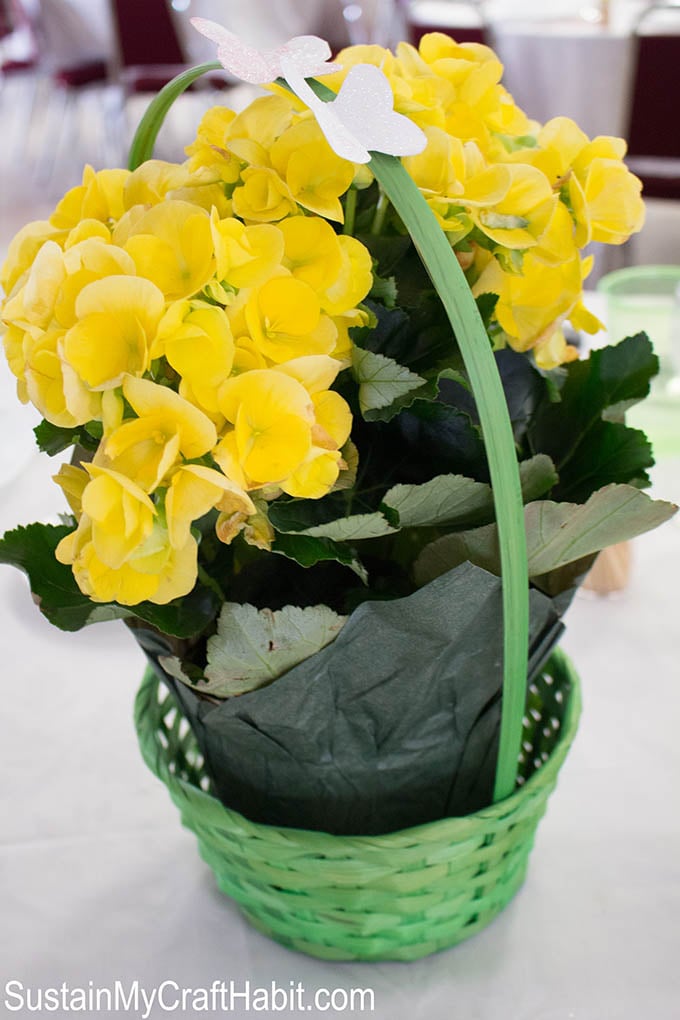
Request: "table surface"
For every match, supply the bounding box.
[1,383,679,1016]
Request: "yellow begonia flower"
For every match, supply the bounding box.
[571,157,644,246]
[279,216,342,293]
[2,240,66,331]
[64,219,112,249]
[50,165,129,231]
[275,354,344,394]
[57,516,198,605]
[1,220,66,296]
[123,159,195,208]
[533,326,580,371]
[521,119,644,247]
[473,250,584,358]
[401,126,464,199]
[2,323,29,397]
[227,94,294,160]
[532,200,578,267]
[319,235,373,316]
[270,119,355,222]
[185,105,241,182]
[244,276,336,362]
[21,328,98,427]
[165,463,255,549]
[171,181,232,218]
[530,117,590,185]
[232,336,268,374]
[55,239,137,329]
[210,212,284,289]
[153,300,235,415]
[103,375,217,491]
[311,389,352,449]
[53,463,89,517]
[217,368,314,486]
[418,33,503,88]
[80,464,156,569]
[124,200,215,300]
[473,163,555,249]
[280,388,352,498]
[403,132,510,239]
[281,449,343,499]
[331,307,369,361]
[63,275,165,390]
[24,329,100,426]
[231,166,298,223]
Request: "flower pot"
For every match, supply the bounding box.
[134,647,580,961]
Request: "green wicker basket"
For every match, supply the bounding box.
[134,647,580,961]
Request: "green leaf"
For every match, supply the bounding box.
[383,474,493,529]
[0,523,98,631]
[553,420,654,501]
[368,270,398,308]
[272,531,368,583]
[525,485,676,575]
[292,513,396,541]
[475,292,499,332]
[381,454,557,530]
[34,420,100,456]
[190,602,347,697]
[414,484,677,587]
[351,346,426,419]
[518,453,559,502]
[529,333,659,501]
[0,522,219,637]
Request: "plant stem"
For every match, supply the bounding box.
[371,189,390,235]
[343,187,357,236]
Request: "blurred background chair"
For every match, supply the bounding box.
[109,0,200,96]
[107,0,235,160]
[399,0,488,46]
[625,3,680,202]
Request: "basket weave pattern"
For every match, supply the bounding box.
[135,648,581,961]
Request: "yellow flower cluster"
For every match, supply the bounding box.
[0,33,646,607]
[1,162,371,605]
[319,34,644,368]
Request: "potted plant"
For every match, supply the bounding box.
[0,25,675,960]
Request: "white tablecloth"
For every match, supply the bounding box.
[1,373,679,1017]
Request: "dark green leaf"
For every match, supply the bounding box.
[475,292,499,331]
[34,420,100,456]
[272,531,368,583]
[0,523,97,631]
[528,333,659,500]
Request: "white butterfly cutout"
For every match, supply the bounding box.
[281,57,427,164]
[192,19,427,164]
[191,18,339,84]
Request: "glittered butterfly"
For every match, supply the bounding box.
[191,17,339,84]
[282,58,427,164]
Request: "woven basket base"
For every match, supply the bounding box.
[135,647,581,961]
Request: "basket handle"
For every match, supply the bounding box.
[369,154,529,802]
[128,69,530,804]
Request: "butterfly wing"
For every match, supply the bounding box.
[332,65,426,157]
[190,17,278,83]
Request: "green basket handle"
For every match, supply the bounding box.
[128,66,530,804]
